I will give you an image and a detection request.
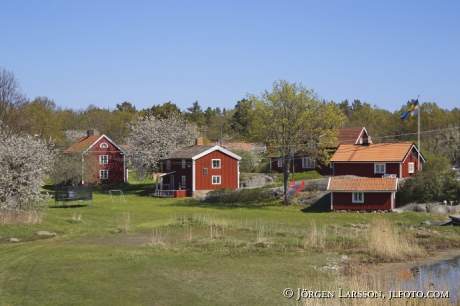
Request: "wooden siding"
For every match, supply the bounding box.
[334,162,401,178]
[332,192,392,210]
[270,156,333,175]
[86,137,125,184]
[195,151,239,190]
[401,147,420,178]
[160,159,193,195]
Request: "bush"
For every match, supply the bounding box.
[276,171,322,183]
[205,188,271,203]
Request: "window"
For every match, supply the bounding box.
[100,142,108,148]
[302,157,315,168]
[100,170,108,180]
[203,168,208,175]
[277,158,283,167]
[182,159,186,169]
[212,175,221,185]
[408,162,414,173]
[212,159,221,169]
[166,160,171,170]
[352,192,364,203]
[375,163,385,174]
[181,175,186,186]
[100,155,108,165]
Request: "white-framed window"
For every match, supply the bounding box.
[100,142,108,148]
[329,162,333,169]
[212,159,221,169]
[212,175,221,185]
[181,175,186,186]
[182,159,186,169]
[166,160,171,170]
[100,169,108,180]
[352,192,364,203]
[203,168,208,175]
[100,155,108,165]
[277,158,283,167]
[408,162,414,173]
[302,157,315,168]
[375,163,385,174]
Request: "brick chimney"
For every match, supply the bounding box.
[195,138,203,146]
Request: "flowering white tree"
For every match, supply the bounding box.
[127,114,200,179]
[0,123,55,211]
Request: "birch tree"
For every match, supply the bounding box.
[127,114,200,179]
[249,80,346,204]
[0,123,55,211]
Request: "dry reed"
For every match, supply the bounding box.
[0,210,43,225]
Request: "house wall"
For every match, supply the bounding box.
[86,137,125,184]
[333,162,401,178]
[270,155,334,175]
[332,192,392,210]
[195,151,239,190]
[160,159,193,194]
[401,146,421,178]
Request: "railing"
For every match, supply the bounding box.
[153,190,174,197]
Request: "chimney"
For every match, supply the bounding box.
[195,138,203,146]
[87,130,95,137]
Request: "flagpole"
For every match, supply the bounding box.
[418,95,420,171]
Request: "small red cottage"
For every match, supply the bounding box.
[158,139,241,196]
[64,130,127,184]
[270,127,371,175]
[330,142,424,178]
[327,177,398,211]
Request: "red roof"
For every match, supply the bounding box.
[63,135,102,153]
[330,142,416,162]
[328,177,397,191]
[337,127,368,144]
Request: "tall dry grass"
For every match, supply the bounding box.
[368,218,426,261]
[302,220,327,249]
[116,212,132,233]
[0,210,43,225]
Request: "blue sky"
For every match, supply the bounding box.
[1,0,459,113]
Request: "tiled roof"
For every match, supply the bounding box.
[63,135,102,153]
[328,177,397,191]
[337,127,365,144]
[330,142,414,162]
[162,145,216,159]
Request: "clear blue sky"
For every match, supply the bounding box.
[1,0,459,113]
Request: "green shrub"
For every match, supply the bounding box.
[276,171,322,183]
[205,188,271,203]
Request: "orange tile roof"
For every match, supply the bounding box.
[330,142,414,162]
[63,135,102,153]
[328,177,397,191]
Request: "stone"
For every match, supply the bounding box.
[421,221,431,225]
[35,231,57,237]
[9,238,20,243]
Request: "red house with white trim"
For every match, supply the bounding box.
[330,142,424,178]
[158,139,241,196]
[270,127,371,175]
[64,130,127,184]
[327,177,398,211]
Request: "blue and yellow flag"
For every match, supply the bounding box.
[400,99,419,119]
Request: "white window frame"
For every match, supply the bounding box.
[212,175,221,185]
[352,192,364,203]
[100,169,109,180]
[182,159,186,169]
[374,163,385,174]
[277,158,283,167]
[408,162,414,173]
[100,142,108,148]
[212,159,221,169]
[203,168,208,175]
[166,160,171,170]
[302,157,315,169]
[181,175,186,186]
[100,155,108,165]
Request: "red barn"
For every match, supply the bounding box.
[330,142,424,178]
[270,127,371,175]
[158,139,241,196]
[64,130,127,184]
[328,177,398,211]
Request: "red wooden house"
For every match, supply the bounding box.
[327,177,398,211]
[330,142,424,178]
[158,139,241,196]
[270,127,371,175]
[64,130,127,184]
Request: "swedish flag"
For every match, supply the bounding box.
[400,99,419,120]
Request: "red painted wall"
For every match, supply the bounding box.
[195,151,239,190]
[332,192,392,210]
[334,163,401,178]
[270,156,333,175]
[86,137,125,184]
[160,159,193,194]
[401,147,421,178]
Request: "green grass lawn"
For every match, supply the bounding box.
[1,181,459,305]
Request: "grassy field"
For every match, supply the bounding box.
[1,181,459,305]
